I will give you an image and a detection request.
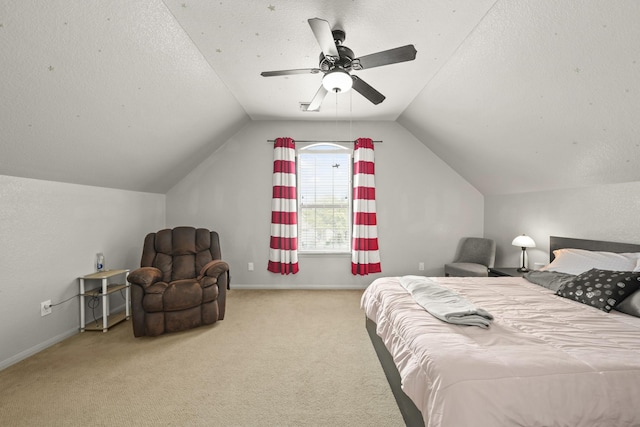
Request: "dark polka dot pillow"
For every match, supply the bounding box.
[556,268,640,312]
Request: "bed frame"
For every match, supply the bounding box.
[366,235,640,427]
[549,235,640,260]
[366,317,425,426]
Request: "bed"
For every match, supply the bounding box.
[362,236,640,427]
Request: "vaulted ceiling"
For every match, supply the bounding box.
[2,1,639,195]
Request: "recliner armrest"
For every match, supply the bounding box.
[444,262,489,277]
[198,260,230,280]
[128,267,163,288]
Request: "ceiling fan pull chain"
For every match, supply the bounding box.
[335,93,339,141]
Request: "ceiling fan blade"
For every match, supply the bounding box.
[354,45,417,70]
[261,68,321,77]
[308,18,339,59]
[351,76,385,105]
[306,85,329,111]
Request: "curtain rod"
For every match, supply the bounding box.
[267,139,382,143]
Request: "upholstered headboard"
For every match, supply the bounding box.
[549,236,640,262]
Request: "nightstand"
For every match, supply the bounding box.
[489,267,529,278]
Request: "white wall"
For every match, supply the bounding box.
[0,175,165,369]
[166,120,485,288]
[485,181,640,269]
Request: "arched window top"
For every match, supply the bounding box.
[299,143,350,153]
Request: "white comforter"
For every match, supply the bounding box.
[361,276,640,427]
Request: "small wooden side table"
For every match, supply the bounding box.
[79,269,130,332]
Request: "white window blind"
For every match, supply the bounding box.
[298,144,352,253]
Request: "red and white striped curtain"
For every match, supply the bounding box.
[352,138,381,275]
[268,137,299,274]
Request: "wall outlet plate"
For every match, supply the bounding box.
[41,300,52,316]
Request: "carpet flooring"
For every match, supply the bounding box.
[0,289,404,426]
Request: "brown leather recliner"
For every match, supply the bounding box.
[128,227,229,337]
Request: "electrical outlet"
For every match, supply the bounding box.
[418,262,425,271]
[248,262,254,271]
[40,300,52,316]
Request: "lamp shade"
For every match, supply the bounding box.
[322,68,353,93]
[512,234,536,248]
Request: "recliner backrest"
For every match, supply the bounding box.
[455,237,496,267]
[140,227,221,282]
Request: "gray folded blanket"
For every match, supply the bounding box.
[522,270,575,292]
[400,275,494,328]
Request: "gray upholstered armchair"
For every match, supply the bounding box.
[444,237,496,277]
[128,227,229,337]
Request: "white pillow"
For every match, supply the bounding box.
[540,248,640,275]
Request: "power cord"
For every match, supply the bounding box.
[87,288,127,328]
[49,294,79,307]
[88,287,128,327]
[88,295,101,327]
[48,286,128,328]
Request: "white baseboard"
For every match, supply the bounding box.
[1,302,129,372]
[230,283,368,290]
[0,327,78,371]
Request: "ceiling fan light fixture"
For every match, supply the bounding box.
[322,68,353,93]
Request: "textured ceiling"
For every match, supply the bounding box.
[1,1,639,195]
[399,0,640,195]
[0,0,249,193]
[162,0,496,120]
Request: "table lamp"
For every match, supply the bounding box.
[512,234,536,272]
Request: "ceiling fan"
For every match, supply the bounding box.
[260,18,417,112]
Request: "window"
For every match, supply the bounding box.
[298,144,352,253]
